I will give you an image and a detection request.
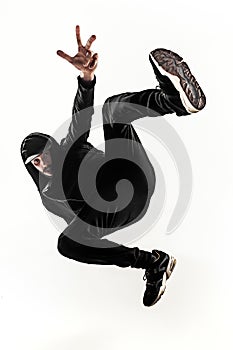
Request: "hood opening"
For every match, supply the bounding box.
[20,132,61,193]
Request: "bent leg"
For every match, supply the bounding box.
[100,85,188,213]
[102,87,188,127]
[102,89,163,203]
[57,214,156,269]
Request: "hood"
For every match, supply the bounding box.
[20,132,62,193]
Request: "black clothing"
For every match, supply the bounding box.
[21,76,102,224]
[21,75,186,269]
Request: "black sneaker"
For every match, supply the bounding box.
[143,250,177,307]
[149,48,206,113]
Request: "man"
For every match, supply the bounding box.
[20,25,206,307]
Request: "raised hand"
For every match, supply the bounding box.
[57,25,98,80]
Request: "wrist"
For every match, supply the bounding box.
[78,74,96,89]
[80,71,95,81]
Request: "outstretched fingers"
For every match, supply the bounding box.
[76,25,83,48]
[57,50,73,63]
[85,35,96,50]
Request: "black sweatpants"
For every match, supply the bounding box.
[57,87,187,269]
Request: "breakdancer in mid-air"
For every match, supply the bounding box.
[21,25,206,307]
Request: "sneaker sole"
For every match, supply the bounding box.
[149,255,177,306]
[150,49,206,113]
[166,255,177,279]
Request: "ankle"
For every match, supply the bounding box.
[165,93,191,116]
[131,249,158,269]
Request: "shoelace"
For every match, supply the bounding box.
[143,271,160,287]
[143,265,160,286]
[142,250,162,284]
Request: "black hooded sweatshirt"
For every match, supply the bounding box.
[20,75,104,225]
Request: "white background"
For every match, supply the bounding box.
[0,0,232,349]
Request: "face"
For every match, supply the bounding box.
[31,150,53,177]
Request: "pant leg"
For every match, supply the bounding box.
[102,87,189,126]
[57,211,155,269]
[100,87,186,201]
[100,86,187,215]
[58,157,155,269]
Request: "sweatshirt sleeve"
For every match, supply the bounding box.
[41,194,76,225]
[60,75,96,150]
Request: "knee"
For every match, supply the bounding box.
[103,96,113,112]
[57,234,82,261]
[102,95,125,125]
[57,234,69,258]
[102,97,114,124]
[104,96,111,105]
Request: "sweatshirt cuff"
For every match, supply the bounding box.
[78,75,96,89]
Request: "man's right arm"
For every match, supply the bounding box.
[41,194,76,225]
[57,25,98,150]
[60,74,96,149]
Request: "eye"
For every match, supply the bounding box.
[34,158,40,165]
